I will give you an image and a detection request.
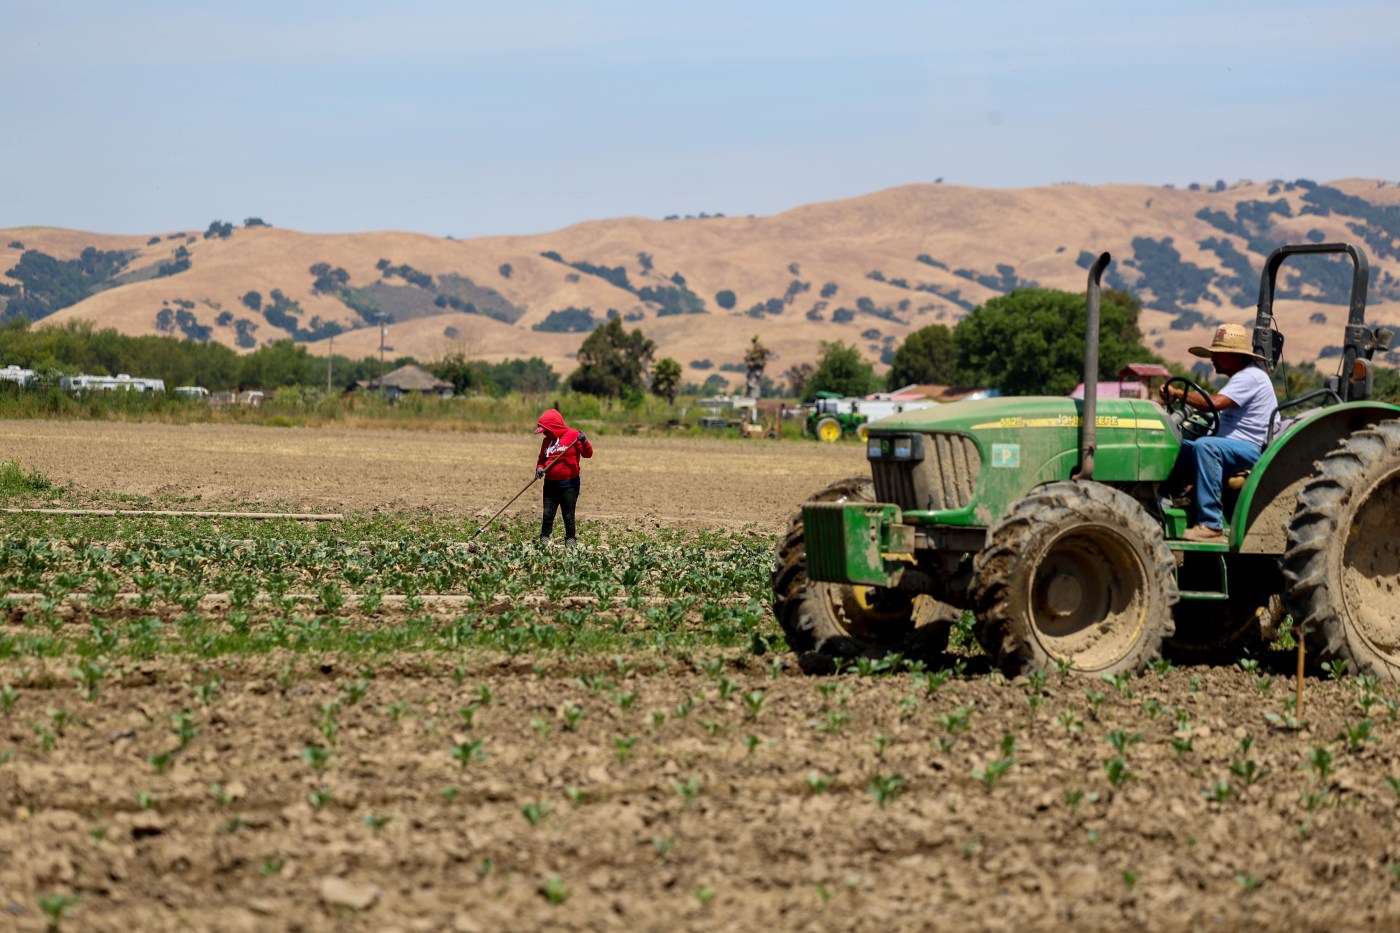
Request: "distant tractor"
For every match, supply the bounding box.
[804,392,936,443]
[774,243,1400,680]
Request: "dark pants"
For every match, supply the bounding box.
[541,478,580,540]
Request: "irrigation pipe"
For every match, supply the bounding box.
[3,508,344,521]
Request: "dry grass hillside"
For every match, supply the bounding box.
[5,178,1400,388]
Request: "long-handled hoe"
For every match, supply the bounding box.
[469,437,579,545]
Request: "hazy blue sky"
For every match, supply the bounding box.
[4,1,1397,237]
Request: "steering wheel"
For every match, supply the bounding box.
[1161,376,1219,440]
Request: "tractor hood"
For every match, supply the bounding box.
[867,396,1179,526]
[869,395,1170,435]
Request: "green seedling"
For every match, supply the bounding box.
[1339,719,1373,753]
[540,874,569,905]
[308,786,333,809]
[614,736,638,764]
[37,892,79,929]
[451,738,487,768]
[1105,730,1142,754]
[521,800,550,826]
[363,813,391,834]
[872,733,894,759]
[1322,659,1350,680]
[868,773,906,808]
[193,678,222,707]
[1308,747,1334,785]
[563,705,585,732]
[1204,780,1233,803]
[806,771,832,794]
[673,776,702,804]
[172,709,198,750]
[0,684,17,714]
[1056,709,1084,733]
[1230,757,1269,787]
[1103,756,1131,787]
[741,689,767,720]
[973,756,1014,791]
[72,659,106,701]
[1385,775,1400,801]
[301,743,331,773]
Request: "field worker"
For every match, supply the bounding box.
[1158,323,1277,542]
[534,408,593,548]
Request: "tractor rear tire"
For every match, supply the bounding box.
[772,476,956,667]
[1283,419,1400,680]
[971,482,1177,677]
[816,417,842,443]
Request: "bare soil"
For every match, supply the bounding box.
[1,420,866,532]
[4,422,1400,931]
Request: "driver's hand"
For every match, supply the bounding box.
[1158,384,1171,403]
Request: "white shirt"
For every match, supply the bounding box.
[1217,364,1276,448]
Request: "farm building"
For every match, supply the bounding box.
[349,364,454,400]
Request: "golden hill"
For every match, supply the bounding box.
[4,178,1399,389]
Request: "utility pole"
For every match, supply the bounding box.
[378,318,387,385]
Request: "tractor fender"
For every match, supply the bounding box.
[1234,401,1400,553]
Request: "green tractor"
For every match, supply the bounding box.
[773,243,1400,678]
[804,392,870,443]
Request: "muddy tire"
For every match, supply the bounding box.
[772,476,956,665]
[1282,419,1400,680]
[971,482,1177,677]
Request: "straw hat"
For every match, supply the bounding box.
[1189,323,1265,360]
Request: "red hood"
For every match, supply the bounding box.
[535,409,578,444]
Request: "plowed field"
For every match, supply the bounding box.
[3,421,1400,932]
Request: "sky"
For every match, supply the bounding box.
[4,0,1398,238]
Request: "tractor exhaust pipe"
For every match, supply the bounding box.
[1074,252,1111,481]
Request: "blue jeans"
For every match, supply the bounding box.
[1177,437,1262,530]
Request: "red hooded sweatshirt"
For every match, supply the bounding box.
[535,409,593,481]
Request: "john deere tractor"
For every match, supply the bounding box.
[773,243,1400,678]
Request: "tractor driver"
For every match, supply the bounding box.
[1158,323,1277,542]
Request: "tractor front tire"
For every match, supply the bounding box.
[1283,419,1400,680]
[772,477,955,668]
[971,482,1177,677]
[816,417,842,443]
